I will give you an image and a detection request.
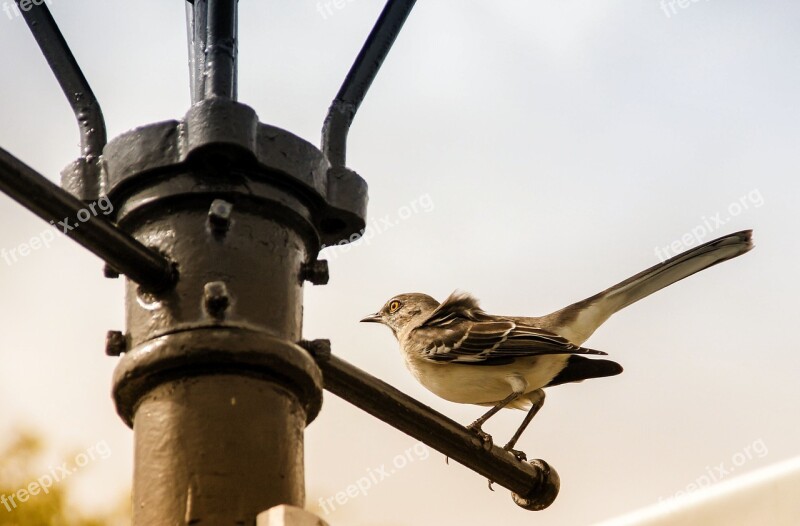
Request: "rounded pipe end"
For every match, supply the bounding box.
[511,459,560,511]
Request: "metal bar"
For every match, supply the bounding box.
[187,0,237,103]
[16,0,107,160]
[204,0,238,100]
[0,148,175,291]
[185,1,203,103]
[321,0,416,167]
[309,345,557,501]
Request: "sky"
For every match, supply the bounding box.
[0,1,798,524]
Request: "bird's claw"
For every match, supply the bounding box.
[466,423,494,450]
[504,447,528,462]
[487,479,495,491]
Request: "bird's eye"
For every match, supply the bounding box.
[388,300,401,313]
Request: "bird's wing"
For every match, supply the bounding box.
[414,318,606,366]
[423,290,489,325]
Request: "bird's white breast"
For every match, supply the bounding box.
[401,351,570,408]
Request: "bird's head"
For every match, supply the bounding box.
[360,293,440,338]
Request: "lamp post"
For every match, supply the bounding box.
[0,1,560,523]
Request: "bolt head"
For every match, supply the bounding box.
[207,199,233,233]
[103,263,120,279]
[301,260,329,285]
[105,330,127,356]
[203,281,230,318]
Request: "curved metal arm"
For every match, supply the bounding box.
[16,0,107,160]
[321,0,416,167]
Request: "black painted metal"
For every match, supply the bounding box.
[322,0,416,167]
[101,97,368,246]
[16,0,107,200]
[186,0,207,103]
[187,0,238,103]
[16,1,106,160]
[0,148,175,291]
[103,1,340,520]
[306,341,560,509]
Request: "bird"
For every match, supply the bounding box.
[360,230,753,461]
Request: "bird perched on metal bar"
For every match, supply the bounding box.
[361,230,753,461]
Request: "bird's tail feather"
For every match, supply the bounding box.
[544,230,753,345]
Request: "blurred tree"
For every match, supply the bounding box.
[0,428,129,526]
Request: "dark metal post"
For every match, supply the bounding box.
[106,2,367,523]
[187,0,238,104]
[110,108,325,523]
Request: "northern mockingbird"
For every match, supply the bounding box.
[361,230,753,460]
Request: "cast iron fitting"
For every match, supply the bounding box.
[112,328,324,428]
[511,459,560,511]
[101,98,368,249]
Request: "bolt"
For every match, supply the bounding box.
[105,330,127,356]
[203,281,230,318]
[300,259,329,285]
[299,339,331,360]
[207,199,233,234]
[103,263,120,279]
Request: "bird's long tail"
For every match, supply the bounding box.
[542,230,753,345]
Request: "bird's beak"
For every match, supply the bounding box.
[360,312,382,323]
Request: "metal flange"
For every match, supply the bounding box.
[101,97,367,248]
[112,327,324,427]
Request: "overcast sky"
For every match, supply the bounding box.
[0,1,798,524]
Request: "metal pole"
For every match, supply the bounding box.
[110,151,324,523]
[107,0,362,521]
[187,0,238,104]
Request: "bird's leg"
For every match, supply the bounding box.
[503,389,546,462]
[467,375,528,448]
[467,392,519,447]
